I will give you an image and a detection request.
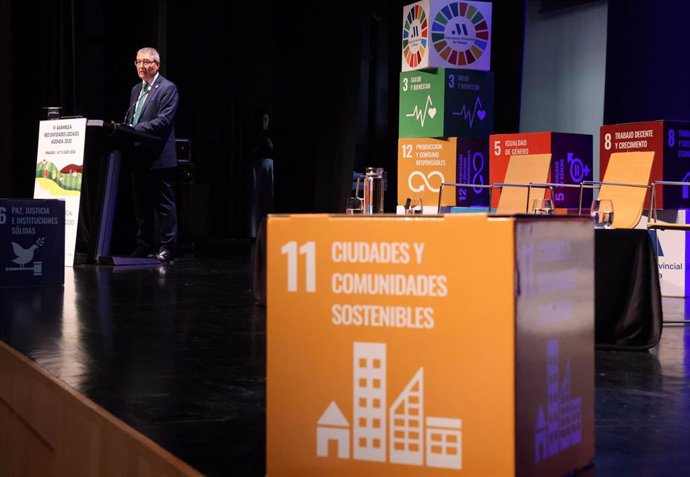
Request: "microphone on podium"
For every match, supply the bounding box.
[123,99,137,125]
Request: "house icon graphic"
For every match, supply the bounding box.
[316,342,462,470]
[317,402,350,459]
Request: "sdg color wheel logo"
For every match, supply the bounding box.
[402,5,429,68]
[432,2,489,66]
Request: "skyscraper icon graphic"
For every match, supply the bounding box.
[317,342,462,469]
[354,342,387,462]
[534,339,582,464]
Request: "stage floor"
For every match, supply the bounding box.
[1,242,690,476]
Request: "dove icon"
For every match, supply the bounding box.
[5,237,45,276]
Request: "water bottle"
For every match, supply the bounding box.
[363,167,385,214]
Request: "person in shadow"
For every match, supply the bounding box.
[247,109,275,240]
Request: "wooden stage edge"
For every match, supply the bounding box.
[0,340,202,477]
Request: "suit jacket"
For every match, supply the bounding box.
[127,74,179,169]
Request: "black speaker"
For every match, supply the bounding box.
[176,138,192,163]
[176,138,194,183]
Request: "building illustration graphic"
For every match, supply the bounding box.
[534,339,582,463]
[354,342,387,462]
[390,368,423,465]
[316,402,350,459]
[317,342,462,470]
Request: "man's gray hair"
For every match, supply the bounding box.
[137,47,160,64]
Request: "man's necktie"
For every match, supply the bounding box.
[132,82,150,125]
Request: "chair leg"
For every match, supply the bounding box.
[437,183,444,214]
[662,299,690,325]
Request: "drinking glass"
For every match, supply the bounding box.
[532,198,554,215]
[345,196,364,214]
[591,199,614,228]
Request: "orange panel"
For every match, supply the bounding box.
[397,137,458,208]
[490,133,552,208]
[267,214,517,476]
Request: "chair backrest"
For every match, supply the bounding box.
[495,153,552,214]
[598,151,655,229]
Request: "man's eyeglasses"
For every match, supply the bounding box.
[134,59,156,66]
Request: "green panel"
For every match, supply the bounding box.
[399,69,445,138]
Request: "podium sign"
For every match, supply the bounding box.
[489,132,593,209]
[645,211,690,297]
[0,199,65,286]
[267,214,594,476]
[600,120,690,209]
[34,118,87,266]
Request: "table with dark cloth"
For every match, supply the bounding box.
[595,228,663,350]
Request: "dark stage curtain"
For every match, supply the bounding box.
[1,0,526,238]
[605,0,690,124]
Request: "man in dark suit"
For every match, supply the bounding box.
[126,47,179,263]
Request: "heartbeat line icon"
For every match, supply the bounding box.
[405,95,437,127]
[451,97,487,128]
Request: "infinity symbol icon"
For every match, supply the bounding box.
[408,170,445,193]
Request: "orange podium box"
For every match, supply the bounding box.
[267,214,594,477]
[397,137,489,211]
[600,120,690,209]
[490,132,593,210]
